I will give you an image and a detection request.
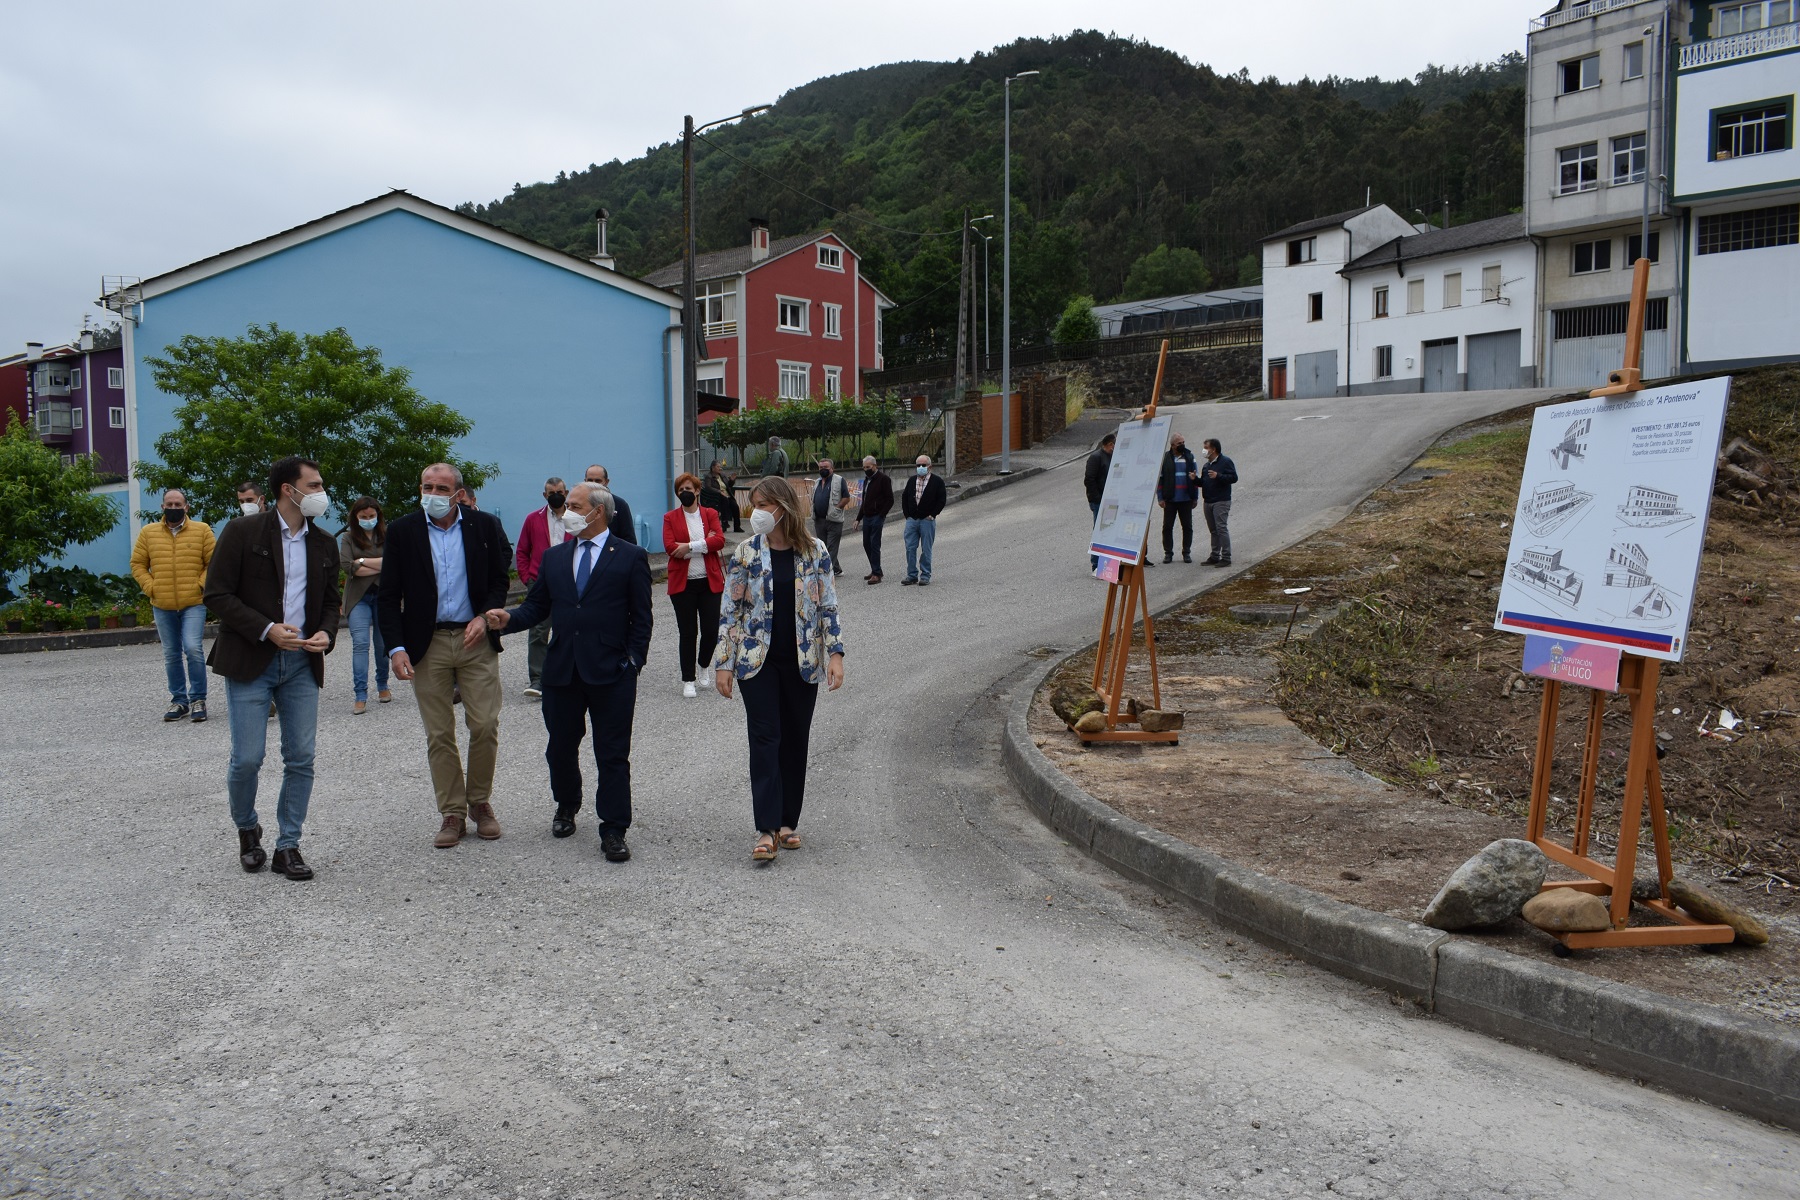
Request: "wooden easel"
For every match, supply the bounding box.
[1523,259,1733,952]
[1081,341,1179,745]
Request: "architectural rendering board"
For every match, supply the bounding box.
[1493,377,1729,662]
[1090,413,1173,566]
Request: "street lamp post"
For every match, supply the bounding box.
[1001,70,1037,474]
[684,104,771,475]
[964,213,993,378]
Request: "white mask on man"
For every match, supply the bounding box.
[298,490,331,520]
[560,508,591,534]
[239,501,260,516]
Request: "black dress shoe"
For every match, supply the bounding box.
[270,847,313,881]
[238,825,267,872]
[551,813,576,838]
[1163,553,1173,563]
[601,830,631,862]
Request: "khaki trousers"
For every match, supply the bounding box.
[413,628,502,816]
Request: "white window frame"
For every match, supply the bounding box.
[1558,142,1599,195]
[70,407,83,429]
[1307,292,1324,322]
[822,303,842,339]
[1626,231,1662,263]
[107,366,124,389]
[816,244,844,271]
[69,368,81,389]
[1442,271,1462,308]
[1287,237,1316,265]
[777,360,811,400]
[777,296,809,334]
[1405,278,1425,314]
[1481,264,1503,303]
[1375,345,1394,379]
[109,406,126,428]
[1572,238,1613,274]
[1372,286,1390,319]
[1713,1,1794,37]
[1623,41,1645,81]
[1612,132,1646,185]
[1558,54,1599,95]
[823,365,842,400]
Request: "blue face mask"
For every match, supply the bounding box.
[358,516,378,530]
[916,465,929,477]
[419,493,453,520]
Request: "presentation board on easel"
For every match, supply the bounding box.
[1090,413,1173,567]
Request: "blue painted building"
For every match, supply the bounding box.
[78,190,684,572]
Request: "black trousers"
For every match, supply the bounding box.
[668,583,722,682]
[813,517,844,571]
[738,660,818,833]
[1161,502,1195,556]
[861,515,885,577]
[542,673,637,832]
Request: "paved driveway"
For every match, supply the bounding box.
[5,389,1795,1198]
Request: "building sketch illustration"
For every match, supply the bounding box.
[1508,545,1584,608]
[1602,542,1651,589]
[1602,582,1684,628]
[1519,478,1594,536]
[1616,484,1695,529]
[1548,418,1590,469]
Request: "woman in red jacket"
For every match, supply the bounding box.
[662,472,727,698]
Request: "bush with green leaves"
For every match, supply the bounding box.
[1053,295,1101,346]
[0,412,119,602]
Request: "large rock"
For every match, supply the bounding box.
[1421,839,1549,930]
[1669,879,1771,946]
[1073,711,1109,735]
[1138,708,1185,733]
[1522,888,1613,932]
[1051,683,1105,728]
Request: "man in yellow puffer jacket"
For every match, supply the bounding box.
[131,487,217,722]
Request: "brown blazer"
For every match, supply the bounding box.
[204,508,341,686]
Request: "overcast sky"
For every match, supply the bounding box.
[2,1,1548,352]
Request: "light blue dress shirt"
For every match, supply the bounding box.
[427,508,475,623]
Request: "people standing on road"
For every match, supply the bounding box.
[1157,433,1200,564]
[810,458,851,577]
[584,464,637,545]
[662,473,726,698]
[764,436,790,479]
[1084,432,1115,570]
[1200,437,1238,567]
[484,482,652,863]
[203,456,339,881]
[337,497,392,714]
[704,458,741,533]
[857,455,893,584]
[132,487,216,723]
[900,454,946,587]
[379,463,512,849]
[514,477,571,699]
[713,476,845,862]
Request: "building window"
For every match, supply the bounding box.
[1288,237,1316,265]
[817,244,843,271]
[823,365,842,400]
[822,303,842,339]
[1307,292,1323,322]
[69,368,81,389]
[777,361,810,400]
[1696,204,1799,254]
[107,366,124,389]
[1558,143,1599,194]
[1612,133,1646,184]
[1375,345,1394,379]
[777,297,808,333]
[109,407,125,428]
[1714,100,1791,159]
[70,408,83,429]
[1552,298,1670,339]
[1482,264,1503,302]
[1442,271,1462,308]
[1572,239,1613,274]
[696,279,737,332]
[1625,231,1662,263]
[1372,286,1389,319]
[1559,55,1599,95]
[1623,41,1645,80]
[1406,278,1425,314]
[1712,1,1795,38]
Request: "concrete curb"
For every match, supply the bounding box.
[1002,652,1800,1131]
[945,464,1048,505]
[0,625,218,655]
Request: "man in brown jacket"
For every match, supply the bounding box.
[203,456,340,881]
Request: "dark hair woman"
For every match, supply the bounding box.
[703,458,741,533]
[712,475,845,862]
[662,472,726,698]
[338,496,390,713]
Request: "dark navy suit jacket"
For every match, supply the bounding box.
[505,533,653,687]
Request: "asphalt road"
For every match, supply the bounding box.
[5,389,1797,1199]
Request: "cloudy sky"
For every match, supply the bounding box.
[2,1,1547,351]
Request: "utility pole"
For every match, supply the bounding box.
[1001,70,1038,475]
[682,114,699,477]
[953,207,971,404]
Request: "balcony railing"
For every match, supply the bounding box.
[1680,20,1800,68]
[703,320,738,338]
[1529,0,1651,32]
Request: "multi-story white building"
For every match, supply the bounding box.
[1671,3,1799,371]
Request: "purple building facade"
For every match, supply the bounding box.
[21,327,129,478]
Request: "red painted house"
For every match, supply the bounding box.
[644,220,893,412]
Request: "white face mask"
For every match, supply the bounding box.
[419,493,453,520]
[749,508,777,537]
[560,508,591,534]
[297,489,331,520]
[240,501,260,516]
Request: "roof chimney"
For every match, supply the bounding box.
[749,217,770,263]
[79,330,95,352]
[590,207,615,270]
[26,342,43,362]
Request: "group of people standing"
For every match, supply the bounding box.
[1083,429,1239,567]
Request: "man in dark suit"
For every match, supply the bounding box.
[204,455,340,881]
[583,463,636,545]
[378,462,513,849]
[484,482,652,863]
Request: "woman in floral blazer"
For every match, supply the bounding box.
[713,476,846,863]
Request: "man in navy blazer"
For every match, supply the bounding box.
[485,482,652,861]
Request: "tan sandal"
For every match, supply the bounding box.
[778,830,801,849]
[751,834,777,862]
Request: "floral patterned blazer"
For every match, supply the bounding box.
[711,535,846,683]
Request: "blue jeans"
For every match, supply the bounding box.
[226,649,320,850]
[152,604,207,705]
[903,517,936,582]
[346,591,389,701]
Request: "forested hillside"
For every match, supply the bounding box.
[461,32,1524,366]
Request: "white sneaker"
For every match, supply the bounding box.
[523,686,542,698]
[682,682,698,698]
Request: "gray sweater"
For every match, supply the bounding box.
[338,530,385,612]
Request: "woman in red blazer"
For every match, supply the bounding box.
[663,472,728,698]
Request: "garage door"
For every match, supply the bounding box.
[1294,350,1337,398]
[1466,329,1523,391]
[1421,339,1458,392]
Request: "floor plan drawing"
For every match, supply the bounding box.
[1519,478,1594,537]
[1615,483,1695,529]
[1508,545,1584,608]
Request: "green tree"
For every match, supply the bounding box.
[138,324,493,525]
[0,413,118,599]
[1119,245,1213,302]
[1053,295,1101,345]
[1237,252,1262,286]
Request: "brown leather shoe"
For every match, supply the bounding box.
[469,802,502,840]
[434,815,466,848]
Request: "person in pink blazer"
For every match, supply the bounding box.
[662,472,727,698]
